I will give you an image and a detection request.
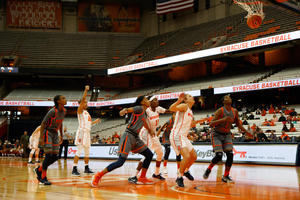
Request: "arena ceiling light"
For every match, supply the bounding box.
[107,30,300,75]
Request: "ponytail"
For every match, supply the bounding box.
[53,95,61,108]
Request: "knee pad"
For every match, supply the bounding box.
[212,152,223,164]
[42,154,52,170]
[176,155,181,162]
[107,155,126,172]
[225,151,233,167]
[156,148,163,162]
[30,149,36,154]
[164,146,171,161]
[140,148,153,169]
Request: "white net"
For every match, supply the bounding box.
[233,0,265,20]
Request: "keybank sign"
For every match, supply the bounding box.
[66,144,297,165]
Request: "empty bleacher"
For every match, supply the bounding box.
[120,6,299,66]
[226,6,300,45]
[261,66,300,82]
[3,32,144,68]
[5,88,92,101]
[0,31,24,55]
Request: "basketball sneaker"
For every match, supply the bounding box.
[152,173,166,180]
[91,173,102,187]
[39,177,52,185]
[183,171,194,181]
[128,176,138,184]
[33,166,42,181]
[221,175,235,183]
[136,177,154,185]
[175,177,184,187]
[71,166,81,176]
[162,167,168,174]
[203,168,211,179]
[35,161,41,164]
[28,161,34,165]
[84,166,95,174]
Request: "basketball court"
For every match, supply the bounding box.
[0,157,299,200]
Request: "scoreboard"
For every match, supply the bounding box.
[0,67,18,73]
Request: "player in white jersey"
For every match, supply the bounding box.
[170,93,206,187]
[28,126,41,165]
[128,96,173,183]
[71,85,101,176]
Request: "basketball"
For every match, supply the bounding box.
[247,15,262,29]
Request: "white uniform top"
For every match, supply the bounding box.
[171,107,193,137]
[139,106,166,150]
[29,126,40,149]
[75,110,92,147]
[140,106,166,134]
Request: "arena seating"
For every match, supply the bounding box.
[0,31,24,55]
[261,65,300,82]
[0,6,297,69]
[90,106,300,140]
[226,6,299,45]
[124,6,299,65]
[12,32,145,68]
[5,88,92,101]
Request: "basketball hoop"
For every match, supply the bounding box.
[233,0,266,20]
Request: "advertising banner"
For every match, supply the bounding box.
[78,3,140,33]
[6,0,62,30]
[66,144,297,165]
[108,30,300,75]
[0,90,200,107]
[214,78,300,94]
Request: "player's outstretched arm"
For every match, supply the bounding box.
[78,85,89,114]
[119,107,134,116]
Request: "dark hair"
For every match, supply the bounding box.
[54,95,61,108]
[134,95,146,106]
[147,95,153,100]
[220,95,227,103]
[78,99,82,104]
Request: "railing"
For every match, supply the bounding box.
[263,74,300,82]
[0,117,7,126]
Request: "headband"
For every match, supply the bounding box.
[149,96,157,102]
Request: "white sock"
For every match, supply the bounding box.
[155,167,160,175]
[178,173,183,178]
[29,158,32,162]
[73,163,77,167]
[184,168,189,173]
[132,170,140,177]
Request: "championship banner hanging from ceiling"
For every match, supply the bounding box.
[6,0,62,31]
[78,3,140,33]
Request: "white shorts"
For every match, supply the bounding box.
[29,141,38,149]
[170,132,194,156]
[139,129,162,151]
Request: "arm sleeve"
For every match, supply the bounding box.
[42,108,55,123]
[133,106,144,114]
[157,106,166,114]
